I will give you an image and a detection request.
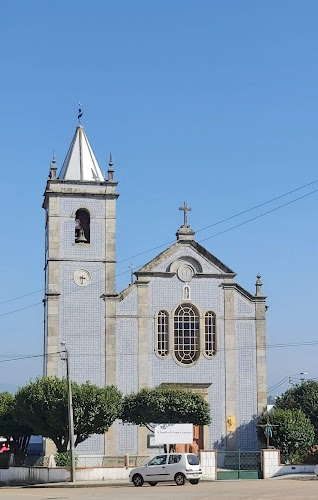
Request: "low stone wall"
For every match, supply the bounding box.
[0,466,134,486]
[76,467,130,482]
[274,464,315,477]
[262,449,315,478]
[75,455,149,468]
[0,466,70,486]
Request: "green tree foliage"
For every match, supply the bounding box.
[121,386,211,429]
[15,377,122,452]
[258,409,315,463]
[275,381,318,437]
[0,392,32,465]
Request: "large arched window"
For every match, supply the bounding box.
[205,311,216,357]
[157,310,169,357]
[75,209,90,243]
[174,304,200,365]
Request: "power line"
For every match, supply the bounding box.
[267,377,288,392]
[1,181,318,312]
[0,302,43,318]
[2,339,318,363]
[0,289,44,306]
[199,188,318,243]
[195,178,318,235]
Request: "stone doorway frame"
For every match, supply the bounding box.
[161,383,211,450]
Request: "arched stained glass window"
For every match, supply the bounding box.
[205,311,216,357]
[174,304,199,365]
[157,310,169,357]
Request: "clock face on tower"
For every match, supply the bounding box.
[74,269,91,287]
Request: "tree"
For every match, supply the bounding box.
[121,386,211,431]
[275,380,318,438]
[0,392,33,465]
[15,377,122,452]
[258,408,315,463]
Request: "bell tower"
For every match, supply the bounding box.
[43,125,119,453]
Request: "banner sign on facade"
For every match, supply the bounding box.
[154,423,193,444]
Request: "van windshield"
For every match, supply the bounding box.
[187,454,200,466]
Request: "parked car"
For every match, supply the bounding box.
[129,453,202,486]
[314,464,318,476]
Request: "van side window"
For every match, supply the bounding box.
[168,454,182,464]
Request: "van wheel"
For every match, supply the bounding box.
[132,474,144,487]
[189,479,199,485]
[148,481,157,486]
[174,472,185,486]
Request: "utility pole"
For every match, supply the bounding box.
[288,372,308,389]
[61,342,76,483]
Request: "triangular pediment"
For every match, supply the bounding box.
[136,240,235,276]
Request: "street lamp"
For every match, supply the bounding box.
[288,372,308,388]
[60,342,76,483]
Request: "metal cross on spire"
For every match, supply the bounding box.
[179,202,192,226]
[78,102,83,124]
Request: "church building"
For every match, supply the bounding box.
[43,124,267,458]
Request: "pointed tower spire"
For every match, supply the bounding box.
[59,126,105,182]
[49,153,57,180]
[108,153,114,181]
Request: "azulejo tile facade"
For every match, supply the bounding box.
[43,124,267,457]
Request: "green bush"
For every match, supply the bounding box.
[54,451,78,467]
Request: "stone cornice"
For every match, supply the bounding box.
[222,282,267,302]
[135,271,236,279]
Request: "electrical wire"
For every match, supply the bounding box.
[1,182,318,313]
[2,339,318,363]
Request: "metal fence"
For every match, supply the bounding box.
[217,451,262,479]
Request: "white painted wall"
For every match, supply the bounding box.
[200,451,216,480]
[262,449,315,478]
[0,466,131,486]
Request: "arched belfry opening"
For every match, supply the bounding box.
[75,208,90,243]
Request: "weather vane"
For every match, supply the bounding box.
[78,102,83,124]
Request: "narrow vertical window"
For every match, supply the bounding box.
[75,209,90,243]
[205,311,216,357]
[174,304,199,365]
[157,310,169,357]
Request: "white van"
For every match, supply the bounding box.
[129,453,202,486]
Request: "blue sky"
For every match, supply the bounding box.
[0,1,318,395]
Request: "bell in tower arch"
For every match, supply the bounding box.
[75,209,90,243]
[76,228,88,243]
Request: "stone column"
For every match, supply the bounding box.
[44,197,60,454]
[104,197,117,455]
[45,197,60,377]
[136,278,150,455]
[223,283,237,450]
[255,299,267,415]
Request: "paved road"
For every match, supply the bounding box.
[1,479,318,500]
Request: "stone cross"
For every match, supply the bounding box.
[179,202,192,226]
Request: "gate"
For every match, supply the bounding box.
[217,450,262,479]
